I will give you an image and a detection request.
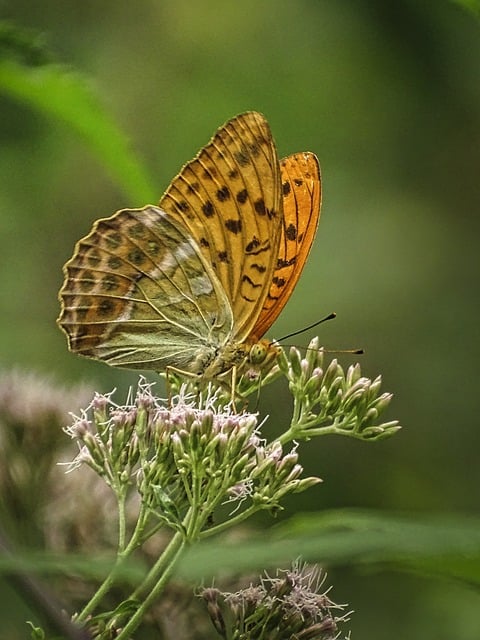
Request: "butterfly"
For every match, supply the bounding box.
[57,112,321,380]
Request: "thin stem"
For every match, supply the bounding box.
[279,417,361,445]
[115,531,186,640]
[0,528,90,640]
[76,499,150,622]
[117,491,127,553]
[199,504,261,539]
[75,555,124,623]
[131,509,192,601]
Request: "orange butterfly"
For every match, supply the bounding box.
[57,112,321,379]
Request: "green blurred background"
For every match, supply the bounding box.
[1,1,480,638]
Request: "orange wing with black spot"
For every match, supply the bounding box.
[251,152,321,339]
[159,111,283,343]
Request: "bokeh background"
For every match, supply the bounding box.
[1,1,480,638]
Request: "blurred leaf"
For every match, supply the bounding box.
[0,551,125,580]
[176,509,480,586]
[0,550,145,584]
[0,21,52,66]
[3,511,480,595]
[0,28,156,203]
[451,0,480,18]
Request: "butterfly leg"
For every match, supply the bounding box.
[164,365,201,407]
[230,365,238,412]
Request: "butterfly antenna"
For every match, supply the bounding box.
[278,313,364,354]
[277,312,337,342]
[323,347,364,355]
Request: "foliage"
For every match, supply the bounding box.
[0,22,156,204]
[1,11,479,639]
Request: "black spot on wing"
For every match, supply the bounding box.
[254,199,266,215]
[225,219,242,234]
[202,201,215,217]
[285,223,297,241]
[216,186,231,202]
[236,189,248,204]
[277,256,297,268]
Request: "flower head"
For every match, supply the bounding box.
[201,562,351,639]
[64,378,319,539]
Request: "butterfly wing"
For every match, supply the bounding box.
[251,152,321,339]
[58,115,316,377]
[159,111,283,343]
[57,206,233,372]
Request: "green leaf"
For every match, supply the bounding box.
[0,21,53,66]
[177,509,480,587]
[450,0,480,19]
[5,511,480,591]
[0,34,156,203]
[0,550,146,584]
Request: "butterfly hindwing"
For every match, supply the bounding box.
[58,206,233,371]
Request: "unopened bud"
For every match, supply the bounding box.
[289,347,303,377]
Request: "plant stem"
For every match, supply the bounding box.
[199,504,260,539]
[279,417,363,445]
[75,554,124,623]
[115,531,186,640]
[76,499,149,622]
[117,492,127,552]
[131,520,188,601]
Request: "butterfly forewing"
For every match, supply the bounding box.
[58,206,233,372]
[159,111,283,342]
[252,152,321,339]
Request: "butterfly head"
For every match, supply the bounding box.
[248,339,280,368]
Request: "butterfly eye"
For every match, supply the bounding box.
[249,342,268,365]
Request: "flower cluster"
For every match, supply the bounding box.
[0,369,93,546]
[278,338,401,442]
[201,563,350,640]
[56,343,400,638]
[65,380,319,541]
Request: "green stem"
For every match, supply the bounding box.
[131,509,193,601]
[76,499,149,622]
[76,554,124,623]
[115,531,186,640]
[199,504,260,539]
[279,416,361,445]
[291,390,303,426]
[117,491,127,552]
